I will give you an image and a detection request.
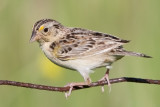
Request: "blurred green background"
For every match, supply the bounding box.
[0,0,160,107]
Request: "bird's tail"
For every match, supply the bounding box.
[113,50,152,58]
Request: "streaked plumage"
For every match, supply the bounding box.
[30,19,151,97]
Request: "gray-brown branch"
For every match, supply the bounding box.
[0,77,160,92]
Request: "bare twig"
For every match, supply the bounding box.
[0,77,160,92]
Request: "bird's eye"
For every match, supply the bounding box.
[44,28,48,32]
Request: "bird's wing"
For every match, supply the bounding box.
[54,28,130,61]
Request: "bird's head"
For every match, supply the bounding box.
[30,19,64,43]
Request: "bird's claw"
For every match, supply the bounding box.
[99,73,111,92]
[64,81,90,98]
[64,83,74,98]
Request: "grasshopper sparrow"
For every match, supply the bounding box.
[30,19,151,97]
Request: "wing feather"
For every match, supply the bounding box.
[54,28,129,61]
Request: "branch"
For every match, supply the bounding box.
[0,77,160,92]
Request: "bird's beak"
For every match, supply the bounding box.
[30,31,41,42]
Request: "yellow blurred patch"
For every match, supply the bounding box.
[38,54,63,80]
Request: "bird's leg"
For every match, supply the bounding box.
[64,78,91,98]
[99,68,111,92]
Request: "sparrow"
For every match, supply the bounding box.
[30,19,151,97]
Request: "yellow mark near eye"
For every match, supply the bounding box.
[39,25,44,31]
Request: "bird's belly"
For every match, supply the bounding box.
[49,54,117,71]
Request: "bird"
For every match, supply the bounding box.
[30,19,151,97]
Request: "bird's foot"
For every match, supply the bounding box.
[98,69,111,93]
[99,76,111,93]
[64,82,89,98]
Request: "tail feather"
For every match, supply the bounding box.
[113,50,152,58]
